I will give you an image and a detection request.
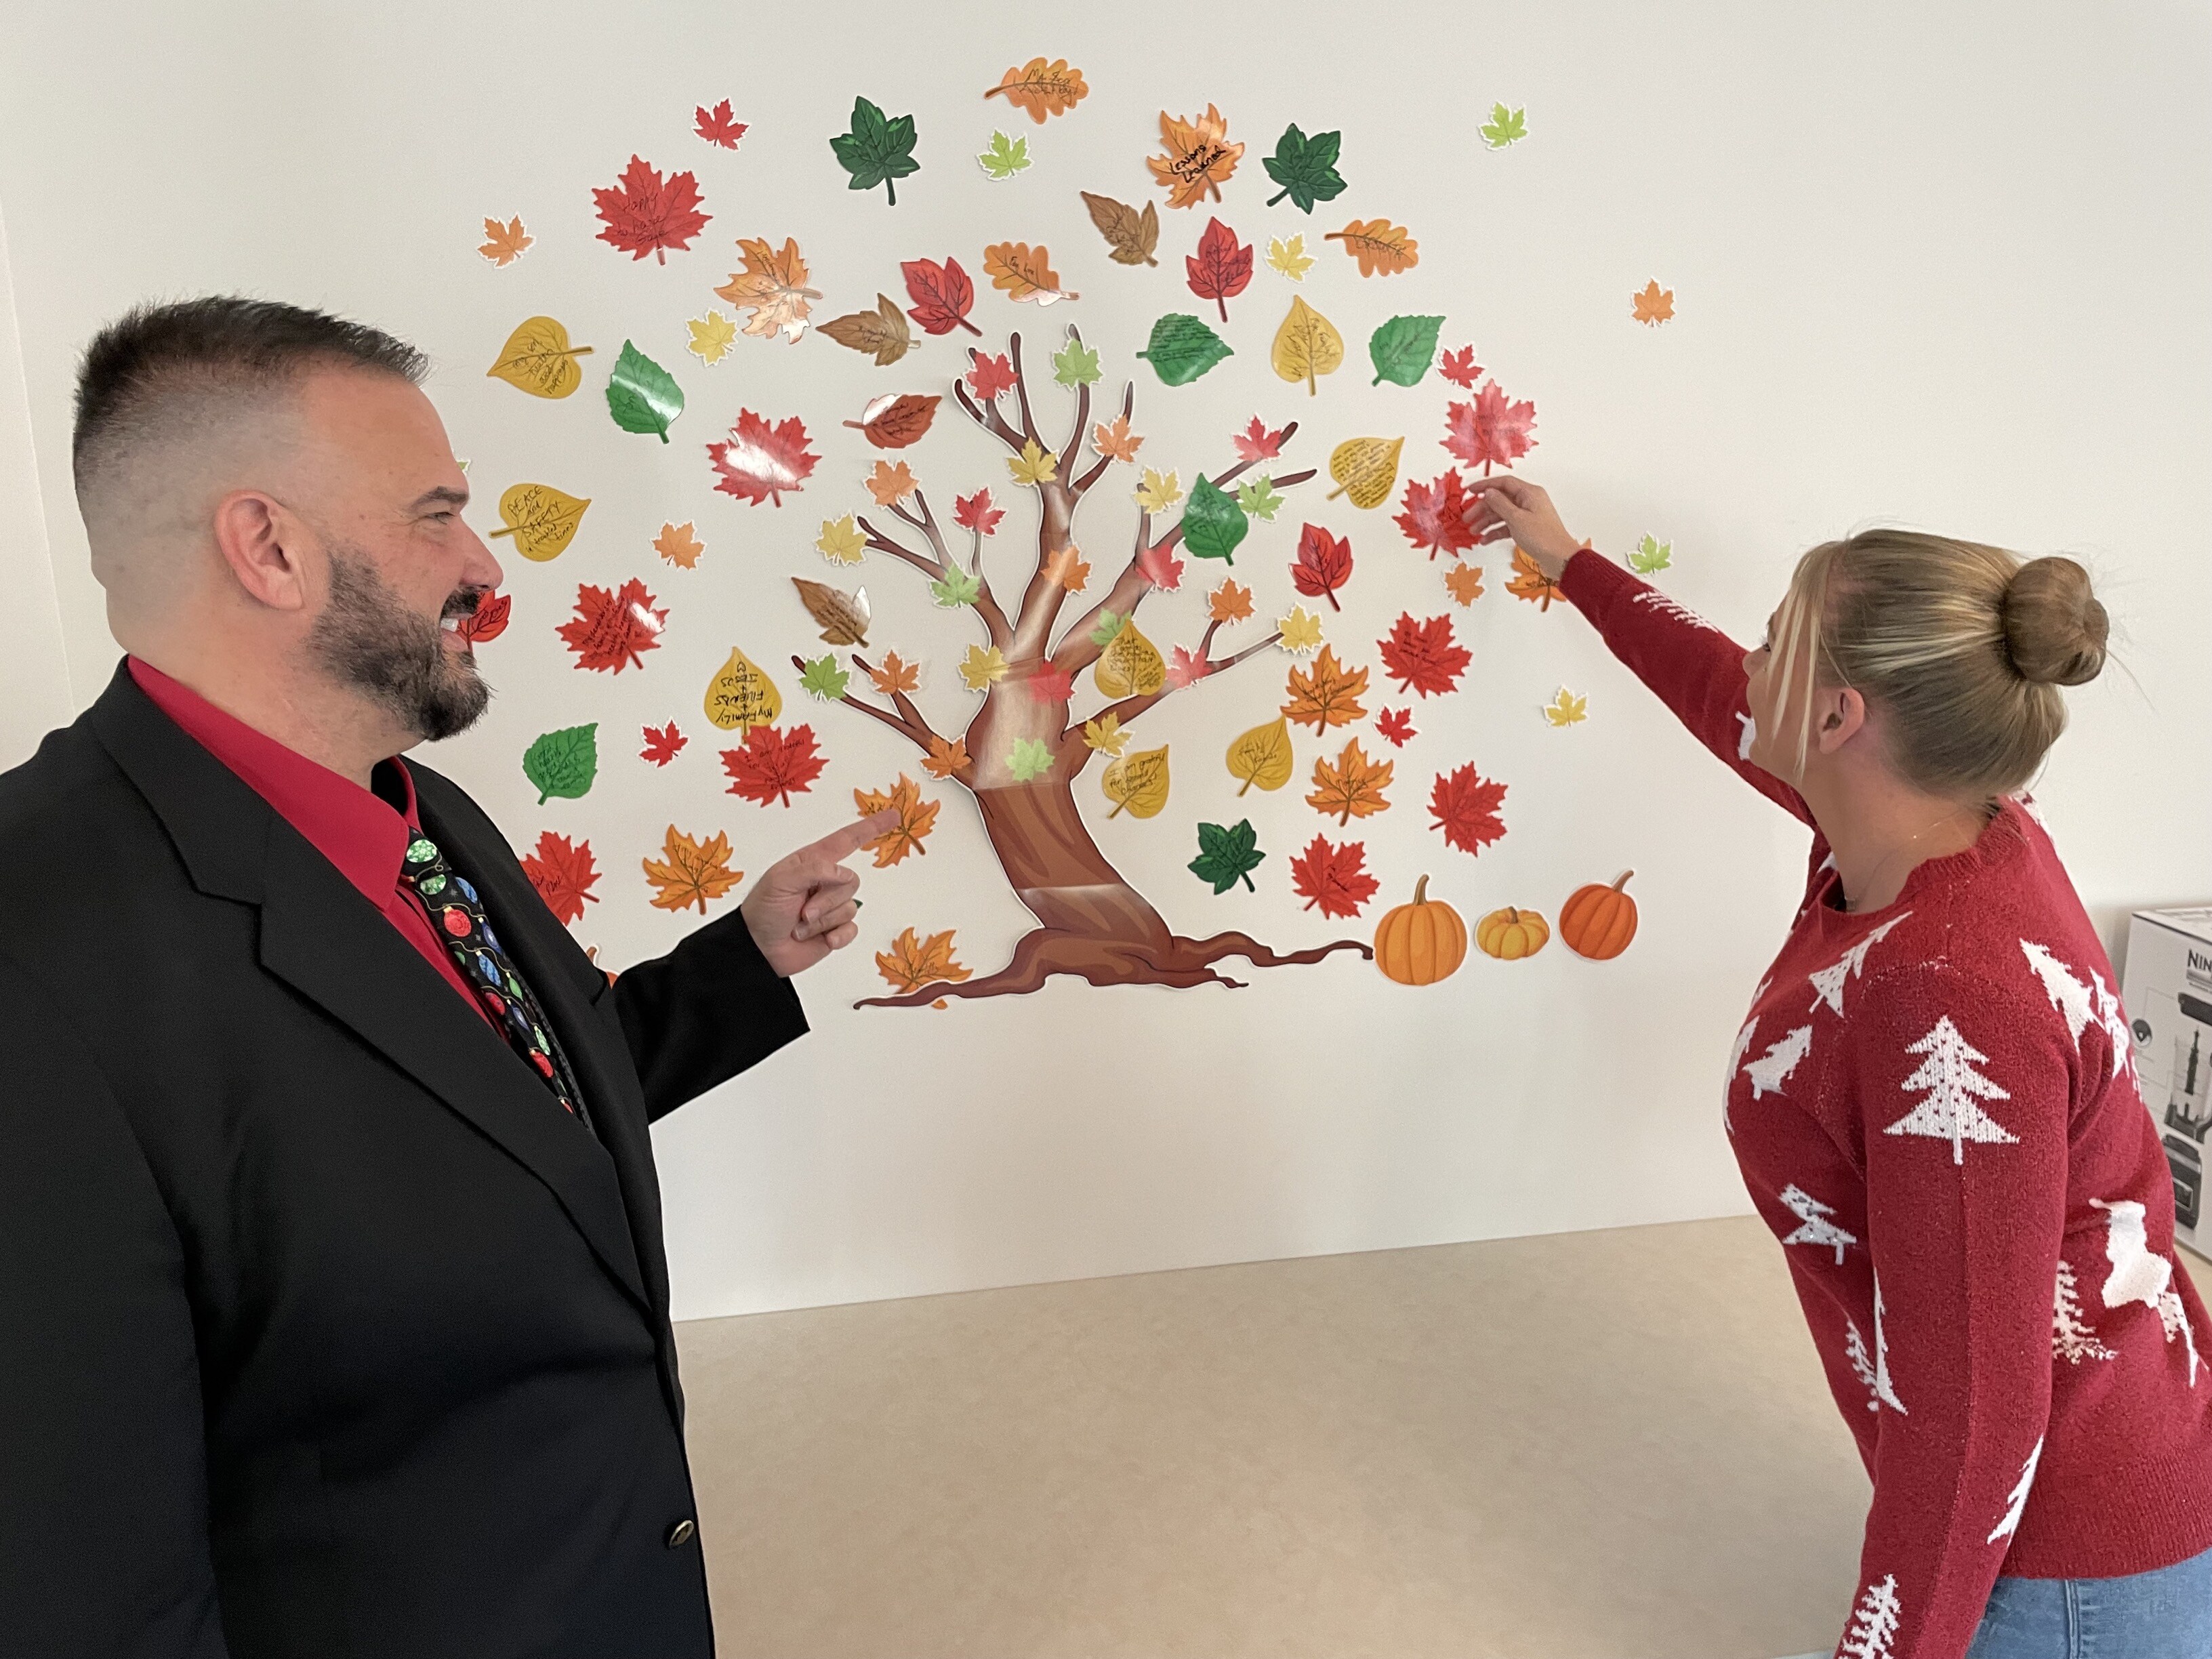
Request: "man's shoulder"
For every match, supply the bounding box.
[0,712,179,917]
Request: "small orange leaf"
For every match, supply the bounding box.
[982,241,1077,305]
[1208,579,1254,623]
[1632,279,1675,325]
[1306,738,1394,825]
[922,734,971,779]
[869,651,921,695]
[1323,218,1420,278]
[1507,547,1563,611]
[478,215,533,266]
[1281,645,1370,733]
[713,235,823,344]
[1091,413,1143,463]
[983,58,1088,123]
[641,825,743,915]
[853,774,941,868]
[876,926,971,994]
[1044,546,1090,593]
[654,520,704,569]
[866,459,919,507]
[1443,563,1486,606]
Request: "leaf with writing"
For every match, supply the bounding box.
[695,99,747,149]
[853,774,940,867]
[714,236,820,344]
[1628,533,1672,575]
[1185,217,1254,323]
[1290,523,1353,611]
[1084,713,1129,756]
[1209,579,1254,623]
[983,242,1077,306]
[877,927,970,995]
[640,721,688,766]
[1379,612,1471,698]
[1181,477,1247,562]
[1052,337,1103,387]
[1043,546,1090,592]
[830,96,920,205]
[985,58,1088,122]
[966,351,1017,401]
[820,294,913,365]
[1443,381,1538,474]
[1282,645,1368,731]
[1101,745,1171,819]
[593,155,711,264]
[922,735,970,779]
[1166,646,1212,690]
[708,410,817,506]
[1271,295,1345,398]
[486,316,593,398]
[959,644,1008,691]
[655,522,703,569]
[1094,620,1166,697]
[642,825,743,914]
[1136,313,1232,386]
[1149,104,1244,209]
[1237,476,1284,520]
[521,830,601,926]
[1370,314,1443,386]
[558,579,667,674]
[1135,542,1184,591]
[1266,234,1314,280]
[1291,835,1379,918]
[866,459,919,506]
[1395,470,1477,560]
[1307,739,1392,825]
[489,481,592,560]
[522,722,598,804]
[1092,414,1143,463]
[1189,819,1265,893]
[1025,659,1076,702]
[869,651,922,695]
[844,392,939,450]
[1263,124,1347,213]
[1134,468,1182,511]
[791,577,871,647]
[1632,279,1675,325]
[816,515,867,565]
[455,591,510,645]
[1276,605,1324,655]
[1008,737,1055,783]
[1439,345,1484,388]
[1542,688,1589,728]
[931,565,982,609]
[1007,438,1058,488]
[954,489,1003,536]
[1479,103,1528,148]
[1325,218,1419,277]
[478,216,533,266]
[605,340,684,443]
[722,723,827,807]
[1431,763,1507,853]
[901,256,981,337]
[1507,547,1563,611]
[1080,191,1160,266]
[1327,436,1404,510]
[701,647,783,731]
[687,310,738,366]
[1376,707,1415,747]
[1443,563,1486,606]
[977,130,1031,180]
[1226,715,1294,795]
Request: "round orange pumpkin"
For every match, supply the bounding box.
[1560,869,1639,960]
[1475,905,1551,961]
[1374,875,1469,985]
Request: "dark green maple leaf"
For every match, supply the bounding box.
[830,96,920,205]
[1189,819,1266,895]
[1262,124,1347,213]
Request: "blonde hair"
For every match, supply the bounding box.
[1767,529,2108,798]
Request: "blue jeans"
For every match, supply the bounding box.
[1966,1542,2212,1657]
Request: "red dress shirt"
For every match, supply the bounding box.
[127,657,493,1026]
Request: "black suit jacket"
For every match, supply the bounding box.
[0,663,808,1658]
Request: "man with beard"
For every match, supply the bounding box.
[0,298,895,1658]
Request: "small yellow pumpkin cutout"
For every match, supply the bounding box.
[1475,905,1551,961]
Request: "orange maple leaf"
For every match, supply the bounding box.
[875,926,972,995]
[1281,645,1370,733]
[1443,563,1486,606]
[981,242,1075,304]
[922,734,971,779]
[1307,739,1394,825]
[713,236,823,343]
[1324,218,1420,278]
[853,774,941,868]
[1090,413,1143,463]
[654,520,704,568]
[1632,279,1675,325]
[478,215,533,266]
[1208,579,1254,623]
[1148,104,1244,209]
[983,57,1088,123]
[641,825,743,915]
[866,459,918,507]
[1507,547,1563,611]
[1044,546,1090,592]
[868,651,921,695]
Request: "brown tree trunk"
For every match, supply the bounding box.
[971,779,1173,944]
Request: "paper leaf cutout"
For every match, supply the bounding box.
[1370,315,1443,387]
[1189,819,1265,893]
[1439,345,1484,388]
[1092,414,1143,462]
[798,655,851,701]
[1395,470,1477,560]
[1102,745,1171,819]
[1443,381,1538,474]
[1271,296,1344,395]
[1443,563,1486,606]
[959,644,1008,691]
[1134,468,1183,511]
[1633,279,1675,325]
[486,316,593,398]
[954,489,1004,535]
[695,100,747,149]
[1507,547,1564,610]
[605,340,684,443]
[922,735,971,779]
[687,310,738,366]
[820,294,914,365]
[655,521,704,569]
[1379,612,1471,698]
[1263,125,1347,213]
[1052,338,1103,387]
[1291,835,1379,918]
[1208,579,1254,623]
[1628,533,1673,575]
[877,927,970,994]
[1307,739,1393,825]
[1324,219,1419,277]
[521,830,600,926]
[966,351,1017,401]
[1185,217,1254,323]
[845,392,939,450]
[1135,544,1184,592]
[1376,707,1415,747]
[901,257,981,337]
[1431,764,1507,853]
[558,579,667,674]
[1326,436,1404,510]
[1136,314,1232,386]
[1043,547,1090,592]
[1291,523,1353,611]
[642,826,743,914]
[792,577,872,647]
[1008,737,1055,783]
[983,242,1076,306]
[1181,478,1248,563]
[986,58,1088,121]
[977,131,1031,180]
[854,775,941,867]
[521,722,598,804]
[714,236,819,344]
[869,651,922,695]
[1266,234,1315,281]
[1077,716,1127,761]
[722,722,827,807]
[1025,659,1076,702]
[701,647,783,731]
[931,565,983,609]
[592,155,710,264]
[478,216,533,267]
[1542,688,1589,727]
[1149,104,1244,209]
[830,96,920,205]
[1094,621,1166,697]
[1081,192,1161,267]
[1282,645,1367,730]
[454,591,510,645]
[816,515,867,565]
[640,722,688,766]
[1006,438,1057,489]
[1166,645,1212,691]
[867,459,920,506]
[1237,477,1284,520]
[709,411,817,507]
[1227,715,1294,796]
[1480,103,1528,148]
[1276,605,1325,655]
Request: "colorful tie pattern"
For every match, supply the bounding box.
[399,834,594,1134]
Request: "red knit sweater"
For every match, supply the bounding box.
[1561,550,2212,1658]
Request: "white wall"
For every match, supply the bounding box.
[2,1,2206,1319]
[0,201,74,766]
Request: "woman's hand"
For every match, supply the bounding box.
[1468,477,1582,580]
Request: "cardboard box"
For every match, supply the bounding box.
[2123,907,2212,1257]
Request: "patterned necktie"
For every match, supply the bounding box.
[398,834,594,1134]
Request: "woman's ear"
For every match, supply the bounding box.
[1814,685,1868,755]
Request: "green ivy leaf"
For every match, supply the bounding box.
[1052,337,1102,388]
[1008,737,1054,782]
[1479,103,1528,149]
[976,130,1029,180]
[1236,476,1284,520]
[521,722,598,806]
[1181,477,1248,563]
[1627,534,1673,575]
[798,653,851,701]
[1368,315,1444,388]
[1261,123,1347,214]
[830,96,920,205]
[605,340,684,443]
[1134,313,1233,387]
[1089,610,1124,647]
[929,565,982,609]
[1188,819,1265,894]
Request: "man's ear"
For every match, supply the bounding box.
[210,489,313,612]
[1814,685,1868,756]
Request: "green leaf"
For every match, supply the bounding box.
[1479,102,1527,149]
[1134,313,1233,387]
[1628,533,1674,575]
[977,130,1029,180]
[798,653,851,701]
[1181,477,1248,564]
[1261,123,1347,214]
[1368,315,1444,387]
[1052,337,1102,388]
[521,722,598,806]
[1187,819,1265,894]
[830,96,920,205]
[1008,737,1054,782]
[1236,476,1284,520]
[1089,611,1124,647]
[604,340,684,443]
[929,565,982,609]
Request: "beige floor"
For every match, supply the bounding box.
[674,1219,2211,1659]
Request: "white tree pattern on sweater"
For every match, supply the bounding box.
[1986,1437,2043,1544]
[1743,1025,1813,1100]
[1779,1183,1856,1264]
[1736,711,1756,760]
[1885,1017,2018,1164]
[1724,1015,1759,1134]
[2091,1199,2173,1311]
[2157,1290,2203,1388]
[1808,914,1911,1017]
[2021,940,2133,1082]
[1872,1277,1908,1414]
[1630,589,1719,632]
[2053,1258,2116,1364]
[1844,1315,1880,1412]
[1839,1574,1903,1658]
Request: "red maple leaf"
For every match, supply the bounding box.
[1136,541,1185,591]
[954,488,1004,535]
[520,830,600,926]
[1166,646,1212,690]
[1185,217,1254,323]
[454,590,510,644]
[902,256,983,337]
[1024,661,1075,702]
[1378,613,1471,699]
[721,723,827,807]
[1290,523,1353,611]
[1376,707,1416,747]
[694,100,747,149]
[1233,415,1288,462]
[557,578,668,674]
[1290,834,1380,919]
[1395,471,1478,560]
[1430,764,1508,855]
[640,721,687,766]
[965,352,1017,401]
[1438,345,1484,389]
[1442,381,1538,475]
[592,155,711,264]
[708,409,818,507]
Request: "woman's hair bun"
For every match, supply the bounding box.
[2002,556,2107,687]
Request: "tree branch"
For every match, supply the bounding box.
[1065,626,1284,753]
[951,346,1031,457]
[857,494,1012,649]
[846,653,939,744]
[789,654,938,754]
[1008,332,1041,449]
[1070,382,1134,498]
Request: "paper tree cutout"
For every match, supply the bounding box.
[1777,1183,1855,1265]
[1986,1437,2042,1544]
[1885,1015,2018,1164]
[2052,1258,2116,1364]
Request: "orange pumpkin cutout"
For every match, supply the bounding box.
[1374,875,1469,985]
[1475,905,1550,961]
[1561,869,1639,960]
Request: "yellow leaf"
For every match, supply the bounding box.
[687,309,739,365]
[1134,467,1182,511]
[1542,688,1589,727]
[1147,104,1244,209]
[867,460,919,507]
[485,317,594,399]
[852,775,941,867]
[816,514,867,565]
[1208,579,1254,623]
[1091,413,1144,462]
[1323,218,1420,278]
[1265,234,1313,281]
[1101,745,1171,819]
[982,241,1078,306]
[1226,715,1294,796]
[489,483,590,561]
[959,644,1008,691]
[478,216,533,267]
[1271,296,1343,396]
[1044,546,1090,592]
[1443,562,1486,606]
[655,520,704,569]
[701,647,783,731]
[1008,438,1059,488]
[713,235,822,343]
[1325,436,1404,510]
[1276,606,1325,655]
[641,826,743,916]
[791,578,872,647]
[1093,621,1167,698]
[876,926,971,994]
[984,57,1088,122]
[1083,713,1130,756]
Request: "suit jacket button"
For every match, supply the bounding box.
[665,1518,696,1549]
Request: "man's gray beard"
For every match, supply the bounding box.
[306,541,491,743]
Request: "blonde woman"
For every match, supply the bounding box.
[1473,478,2212,1658]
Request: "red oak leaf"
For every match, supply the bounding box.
[557,578,668,674]
[592,155,711,264]
[1438,345,1484,389]
[640,721,687,766]
[1136,541,1185,591]
[965,351,1017,401]
[1430,764,1508,855]
[954,487,1004,535]
[1233,415,1288,462]
[1376,707,1416,747]
[1378,612,1471,698]
[902,256,983,337]
[708,409,818,506]
[1166,646,1212,690]
[520,830,601,926]
[1395,470,1478,560]
[1290,834,1380,919]
[1184,216,1254,323]
[1025,661,1075,703]
[1442,381,1538,475]
[721,722,827,807]
[1290,523,1353,612]
[695,100,747,149]
[454,590,510,644]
